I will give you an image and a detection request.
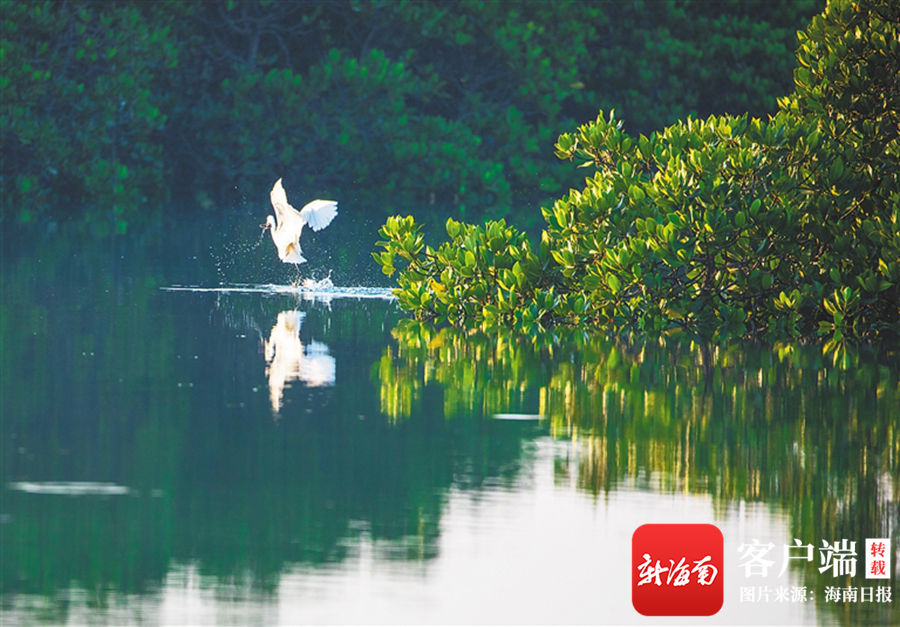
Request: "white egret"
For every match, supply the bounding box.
[262,178,338,282]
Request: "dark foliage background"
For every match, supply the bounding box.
[1,0,820,237]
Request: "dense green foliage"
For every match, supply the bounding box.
[1,0,181,235]
[376,0,899,343]
[2,0,819,235]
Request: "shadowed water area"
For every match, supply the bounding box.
[1,228,897,625]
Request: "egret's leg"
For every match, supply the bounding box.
[292,263,301,287]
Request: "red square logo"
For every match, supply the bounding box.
[632,523,724,616]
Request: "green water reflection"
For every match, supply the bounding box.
[1,237,897,624]
[378,321,899,624]
[0,240,531,620]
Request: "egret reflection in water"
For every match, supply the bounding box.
[264,310,336,414]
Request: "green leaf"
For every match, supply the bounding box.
[607,274,621,294]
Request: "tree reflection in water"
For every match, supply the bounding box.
[375,320,898,625]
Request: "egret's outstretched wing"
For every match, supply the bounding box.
[299,199,338,232]
[270,178,305,227]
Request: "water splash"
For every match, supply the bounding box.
[210,226,270,285]
[8,481,131,496]
[299,272,333,290]
[493,413,543,421]
[161,284,396,300]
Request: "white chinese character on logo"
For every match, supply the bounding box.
[774,586,790,602]
[790,586,809,603]
[637,553,669,586]
[818,539,857,577]
[738,539,776,577]
[824,586,841,603]
[666,557,692,587]
[779,538,814,576]
[692,555,719,586]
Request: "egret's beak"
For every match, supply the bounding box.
[260,222,270,231]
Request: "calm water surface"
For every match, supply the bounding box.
[1,235,897,625]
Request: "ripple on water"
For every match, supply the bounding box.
[7,481,131,496]
[160,284,396,300]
